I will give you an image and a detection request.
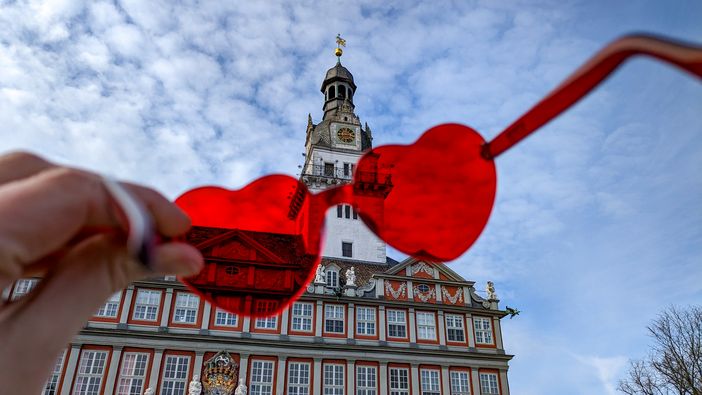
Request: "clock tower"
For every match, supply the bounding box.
[300,38,386,264]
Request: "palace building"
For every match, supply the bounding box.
[4,41,512,395]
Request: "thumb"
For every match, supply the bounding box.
[0,235,202,393]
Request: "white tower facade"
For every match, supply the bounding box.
[300,58,387,264]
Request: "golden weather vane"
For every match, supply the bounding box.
[335,34,346,58]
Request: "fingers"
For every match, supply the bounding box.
[0,151,54,185]
[0,235,202,393]
[0,167,194,282]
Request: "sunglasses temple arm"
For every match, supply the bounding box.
[482,33,702,160]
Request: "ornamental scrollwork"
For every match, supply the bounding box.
[385,281,406,299]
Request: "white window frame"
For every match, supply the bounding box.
[172,293,199,324]
[326,269,339,288]
[323,363,344,395]
[116,352,149,395]
[132,289,161,322]
[73,350,108,395]
[389,367,409,395]
[95,291,122,318]
[291,302,314,332]
[450,370,471,395]
[43,349,66,395]
[287,361,311,395]
[11,278,39,300]
[255,316,278,330]
[161,355,190,395]
[250,360,274,395]
[356,365,377,395]
[386,309,407,339]
[445,314,466,343]
[324,304,345,334]
[479,373,500,394]
[356,306,376,336]
[416,311,437,341]
[420,369,441,395]
[214,308,238,327]
[474,317,494,345]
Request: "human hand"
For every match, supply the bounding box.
[0,152,204,393]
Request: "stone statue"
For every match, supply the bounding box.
[345,266,356,287]
[234,378,248,395]
[144,389,155,395]
[314,264,326,283]
[486,281,498,300]
[188,375,202,395]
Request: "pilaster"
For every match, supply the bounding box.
[408,308,417,343]
[437,311,446,345]
[312,358,322,395]
[103,346,122,395]
[118,286,134,324]
[276,356,287,392]
[200,302,211,330]
[410,364,420,395]
[494,317,504,349]
[471,369,481,395]
[378,306,386,342]
[379,362,388,395]
[465,313,476,348]
[281,307,290,336]
[500,370,511,395]
[59,344,81,395]
[315,300,323,337]
[159,288,173,327]
[239,354,249,386]
[146,348,164,390]
[194,351,204,379]
[347,303,355,340]
[346,360,355,394]
[441,365,450,395]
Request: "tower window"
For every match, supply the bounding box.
[337,205,343,218]
[324,162,334,176]
[345,205,351,219]
[343,163,350,177]
[328,86,335,100]
[342,242,353,257]
[339,85,346,99]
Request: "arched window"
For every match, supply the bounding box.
[348,89,353,100]
[328,86,336,100]
[339,85,346,99]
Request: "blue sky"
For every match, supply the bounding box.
[1,0,701,393]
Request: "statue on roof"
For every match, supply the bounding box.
[486,281,498,300]
[314,264,326,284]
[346,266,356,287]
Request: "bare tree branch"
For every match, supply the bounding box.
[618,305,702,395]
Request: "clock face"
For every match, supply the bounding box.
[337,127,356,143]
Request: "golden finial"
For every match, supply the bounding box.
[335,34,346,58]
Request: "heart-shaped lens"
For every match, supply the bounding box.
[353,123,496,262]
[175,175,321,318]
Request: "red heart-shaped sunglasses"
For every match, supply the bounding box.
[108,34,702,318]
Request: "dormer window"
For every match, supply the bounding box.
[326,268,339,288]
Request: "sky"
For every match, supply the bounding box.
[1,0,701,393]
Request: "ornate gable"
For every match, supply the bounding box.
[384,257,465,282]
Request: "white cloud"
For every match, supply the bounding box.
[0,1,700,393]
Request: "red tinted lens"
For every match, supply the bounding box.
[353,123,496,262]
[175,175,322,318]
